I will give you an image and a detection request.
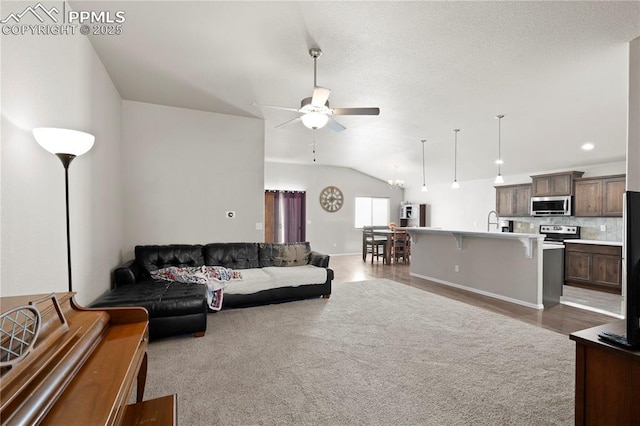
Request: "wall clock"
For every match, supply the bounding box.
[319,186,344,212]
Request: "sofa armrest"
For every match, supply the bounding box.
[309,251,330,268]
[114,259,147,286]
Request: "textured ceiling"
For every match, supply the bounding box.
[72,1,640,187]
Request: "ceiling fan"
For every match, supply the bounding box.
[253,48,380,132]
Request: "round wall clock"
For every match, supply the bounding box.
[319,186,344,212]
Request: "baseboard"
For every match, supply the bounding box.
[410,272,544,310]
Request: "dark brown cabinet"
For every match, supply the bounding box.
[574,175,626,217]
[530,171,584,196]
[495,184,531,217]
[565,243,622,294]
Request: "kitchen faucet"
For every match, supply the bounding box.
[487,210,500,232]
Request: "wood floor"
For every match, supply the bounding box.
[330,254,618,336]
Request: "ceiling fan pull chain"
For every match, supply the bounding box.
[313,132,317,162]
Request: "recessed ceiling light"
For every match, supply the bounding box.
[581,143,595,151]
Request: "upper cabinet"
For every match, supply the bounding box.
[495,184,531,217]
[530,171,584,197]
[574,175,626,217]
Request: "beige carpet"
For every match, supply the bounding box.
[144,279,575,425]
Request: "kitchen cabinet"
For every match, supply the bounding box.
[530,171,584,197]
[495,184,531,217]
[565,243,622,294]
[574,174,626,217]
[400,204,427,227]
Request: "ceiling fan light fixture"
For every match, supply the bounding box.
[301,112,328,129]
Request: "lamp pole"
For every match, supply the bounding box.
[57,153,76,292]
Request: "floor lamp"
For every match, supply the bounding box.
[33,128,95,293]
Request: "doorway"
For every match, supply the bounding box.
[264,190,306,243]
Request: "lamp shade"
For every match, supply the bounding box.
[33,128,95,156]
[300,112,329,130]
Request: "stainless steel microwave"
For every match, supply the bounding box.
[530,196,572,216]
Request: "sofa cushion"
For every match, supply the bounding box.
[262,265,327,287]
[135,245,204,276]
[258,242,311,267]
[223,268,273,295]
[92,281,207,317]
[203,243,260,269]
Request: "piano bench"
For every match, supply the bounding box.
[91,281,208,340]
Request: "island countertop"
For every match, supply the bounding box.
[399,227,542,240]
[400,227,544,259]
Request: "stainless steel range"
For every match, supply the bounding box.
[539,225,580,307]
[539,225,581,247]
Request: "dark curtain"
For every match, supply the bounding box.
[271,191,306,243]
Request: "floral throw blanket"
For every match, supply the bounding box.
[150,266,242,311]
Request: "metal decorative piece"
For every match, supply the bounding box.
[319,186,344,212]
[1,305,41,368]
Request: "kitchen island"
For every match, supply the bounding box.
[403,227,547,309]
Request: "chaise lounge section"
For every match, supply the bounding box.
[91,242,333,340]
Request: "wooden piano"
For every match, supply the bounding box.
[0,292,176,425]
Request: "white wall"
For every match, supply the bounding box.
[121,101,265,259]
[265,162,404,255]
[1,27,124,305]
[404,161,627,232]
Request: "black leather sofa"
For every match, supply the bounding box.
[92,242,333,340]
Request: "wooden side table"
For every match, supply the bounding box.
[570,320,640,425]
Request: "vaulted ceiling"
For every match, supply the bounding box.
[73,1,640,187]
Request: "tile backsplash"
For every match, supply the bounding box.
[511,216,623,242]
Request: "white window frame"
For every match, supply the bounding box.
[355,196,390,228]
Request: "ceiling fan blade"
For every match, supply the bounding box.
[332,107,380,116]
[311,86,331,107]
[326,117,346,132]
[275,116,302,129]
[252,102,300,113]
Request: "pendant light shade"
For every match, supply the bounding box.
[452,129,460,189]
[494,115,504,184]
[421,139,428,192]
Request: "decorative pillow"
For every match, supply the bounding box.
[259,243,311,267]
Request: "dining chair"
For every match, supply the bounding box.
[392,230,411,264]
[364,227,387,263]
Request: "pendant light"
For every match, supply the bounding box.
[452,129,460,189]
[421,139,428,192]
[494,114,505,184]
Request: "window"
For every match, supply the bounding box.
[355,197,390,228]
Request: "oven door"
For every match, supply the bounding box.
[531,196,572,216]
